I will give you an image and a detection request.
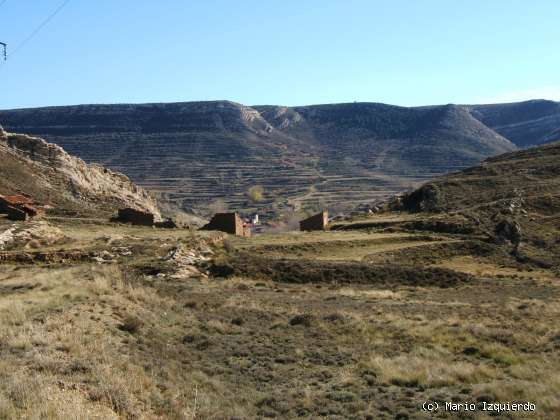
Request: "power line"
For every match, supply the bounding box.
[10,0,71,58]
[0,1,7,64]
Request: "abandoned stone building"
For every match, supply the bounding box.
[6,205,29,221]
[299,210,329,232]
[117,208,155,226]
[0,194,43,221]
[200,212,251,237]
[115,208,178,228]
[154,218,177,229]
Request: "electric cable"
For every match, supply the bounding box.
[10,0,71,58]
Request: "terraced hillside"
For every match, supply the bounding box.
[1,141,560,418]
[1,99,557,217]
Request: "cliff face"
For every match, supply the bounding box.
[0,126,161,218]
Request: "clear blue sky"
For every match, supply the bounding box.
[1,0,559,109]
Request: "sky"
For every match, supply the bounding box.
[0,0,559,109]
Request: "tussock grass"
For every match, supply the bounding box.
[473,375,560,414]
[368,348,498,387]
[1,220,559,418]
[0,263,253,418]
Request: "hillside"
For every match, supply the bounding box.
[0,102,322,217]
[0,125,161,218]
[383,141,560,269]
[1,140,560,418]
[1,99,558,217]
[469,100,560,147]
[400,141,560,214]
[257,102,515,175]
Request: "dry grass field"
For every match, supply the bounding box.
[1,216,559,419]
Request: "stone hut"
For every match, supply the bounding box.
[200,212,251,237]
[154,218,177,229]
[0,195,43,220]
[117,208,155,226]
[6,205,29,221]
[299,210,329,232]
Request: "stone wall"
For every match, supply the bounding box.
[201,212,250,237]
[6,206,29,221]
[0,195,42,220]
[117,208,155,226]
[299,211,329,231]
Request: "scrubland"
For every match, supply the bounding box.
[1,217,558,419]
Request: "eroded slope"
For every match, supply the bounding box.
[0,126,161,218]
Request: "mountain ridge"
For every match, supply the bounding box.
[0,99,558,217]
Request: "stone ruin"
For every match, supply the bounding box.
[115,207,176,229]
[299,210,329,232]
[200,212,251,237]
[0,195,44,221]
[495,219,522,253]
[117,208,155,226]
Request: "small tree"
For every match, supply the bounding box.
[248,185,264,203]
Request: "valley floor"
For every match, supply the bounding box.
[0,218,559,419]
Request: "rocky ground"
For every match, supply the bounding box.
[0,213,558,419]
[0,134,558,419]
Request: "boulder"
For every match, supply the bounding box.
[495,219,522,250]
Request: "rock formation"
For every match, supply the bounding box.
[0,128,161,218]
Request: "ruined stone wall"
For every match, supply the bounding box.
[6,206,28,221]
[299,211,329,231]
[201,212,249,236]
[117,208,155,226]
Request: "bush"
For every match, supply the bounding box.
[117,315,143,334]
[247,185,264,202]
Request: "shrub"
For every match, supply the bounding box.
[117,315,143,334]
[247,185,264,202]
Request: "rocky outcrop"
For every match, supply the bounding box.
[0,129,161,218]
[0,221,67,250]
[400,184,443,212]
[162,243,214,279]
[255,106,305,129]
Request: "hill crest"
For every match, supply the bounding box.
[0,99,558,218]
